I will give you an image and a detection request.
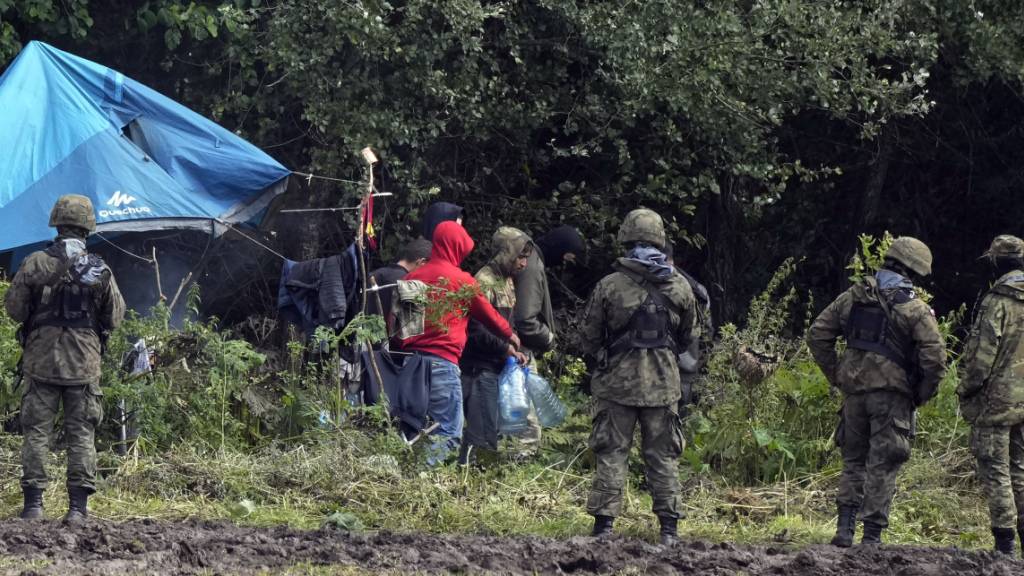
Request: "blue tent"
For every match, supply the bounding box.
[0,41,290,258]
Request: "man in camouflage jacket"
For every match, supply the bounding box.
[5,195,125,524]
[579,208,696,545]
[808,236,946,547]
[460,227,530,461]
[958,235,1024,555]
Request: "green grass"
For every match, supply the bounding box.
[0,555,50,572]
[0,429,992,550]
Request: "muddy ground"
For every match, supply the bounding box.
[0,519,1020,575]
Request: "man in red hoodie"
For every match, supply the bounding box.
[399,220,521,465]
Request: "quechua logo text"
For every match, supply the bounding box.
[100,191,152,218]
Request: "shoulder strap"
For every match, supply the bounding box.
[678,269,709,305]
[618,269,681,317]
[862,277,913,371]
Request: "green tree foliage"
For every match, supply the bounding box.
[3,2,1024,320]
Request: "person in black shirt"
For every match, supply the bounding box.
[367,238,432,330]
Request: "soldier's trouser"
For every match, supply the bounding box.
[586,398,684,518]
[836,391,913,528]
[20,378,104,492]
[970,424,1024,529]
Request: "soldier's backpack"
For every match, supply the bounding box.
[606,274,681,360]
[29,242,109,337]
[845,278,915,375]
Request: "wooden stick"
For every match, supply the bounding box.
[168,272,194,312]
[151,247,166,302]
[405,422,441,446]
[356,148,389,419]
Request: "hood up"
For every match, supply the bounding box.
[535,225,585,267]
[488,226,532,276]
[421,202,464,240]
[431,220,474,266]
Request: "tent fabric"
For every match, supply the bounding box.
[0,41,290,253]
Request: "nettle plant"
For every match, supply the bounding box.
[688,260,840,484]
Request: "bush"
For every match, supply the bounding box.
[689,259,839,484]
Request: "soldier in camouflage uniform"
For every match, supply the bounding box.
[5,195,125,524]
[579,209,696,545]
[808,237,946,546]
[958,235,1024,555]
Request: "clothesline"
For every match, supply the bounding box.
[291,171,363,186]
[214,219,288,261]
[95,232,156,264]
[279,193,393,213]
[88,170,388,267]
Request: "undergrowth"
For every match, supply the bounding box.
[0,235,995,549]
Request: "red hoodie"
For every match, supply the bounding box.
[399,221,513,364]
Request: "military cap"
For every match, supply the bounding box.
[982,235,1024,260]
[617,208,667,250]
[49,195,97,232]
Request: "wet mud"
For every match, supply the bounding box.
[0,519,1019,575]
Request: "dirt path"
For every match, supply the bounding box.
[0,519,1019,575]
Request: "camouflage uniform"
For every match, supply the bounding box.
[807,237,945,545]
[579,209,696,538]
[958,235,1024,550]
[4,195,124,521]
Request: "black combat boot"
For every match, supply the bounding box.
[830,505,858,548]
[591,515,614,537]
[860,520,883,545]
[993,526,1016,555]
[19,487,43,520]
[63,486,89,525]
[658,515,678,546]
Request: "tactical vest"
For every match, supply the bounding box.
[607,277,679,359]
[28,245,105,335]
[844,283,914,373]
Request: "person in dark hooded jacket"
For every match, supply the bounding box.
[421,202,464,241]
[460,227,532,462]
[514,225,584,354]
[398,221,521,465]
[511,225,585,452]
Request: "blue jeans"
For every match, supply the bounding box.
[425,356,463,466]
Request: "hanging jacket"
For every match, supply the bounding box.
[958,270,1024,426]
[277,243,360,336]
[398,221,513,364]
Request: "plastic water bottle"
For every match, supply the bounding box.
[498,357,529,434]
[526,370,567,427]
